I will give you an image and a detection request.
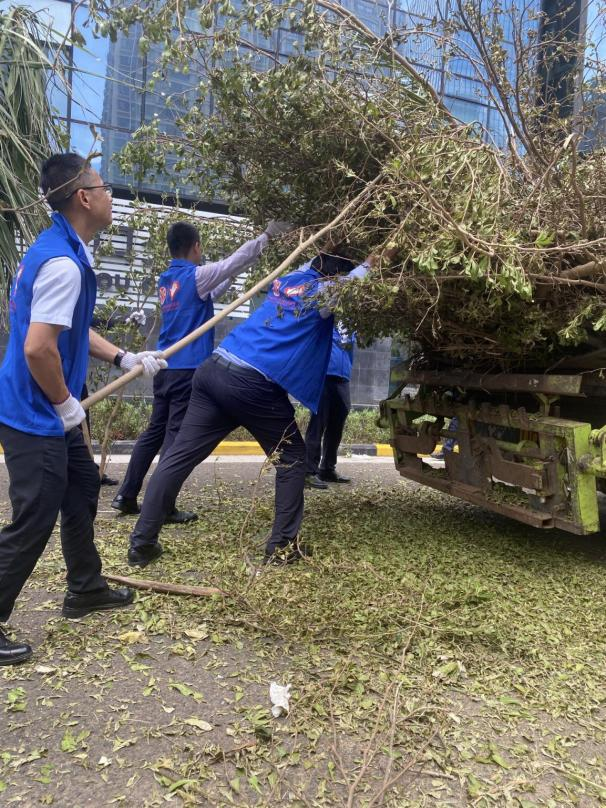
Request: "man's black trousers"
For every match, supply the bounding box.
[0,424,106,623]
[305,375,351,474]
[117,368,194,504]
[130,356,306,556]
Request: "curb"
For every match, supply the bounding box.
[89,440,394,457]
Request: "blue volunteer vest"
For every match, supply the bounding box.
[219,265,334,412]
[327,326,355,380]
[0,213,97,437]
[156,259,214,369]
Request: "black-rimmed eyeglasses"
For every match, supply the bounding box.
[60,184,113,201]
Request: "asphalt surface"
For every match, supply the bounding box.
[0,454,407,521]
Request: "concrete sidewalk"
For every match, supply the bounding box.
[92,453,398,465]
[0,440,394,457]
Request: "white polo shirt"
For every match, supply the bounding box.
[30,239,94,329]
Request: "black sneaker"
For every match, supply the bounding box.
[164,509,198,525]
[62,587,134,619]
[101,474,119,486]
[319,469,351,483]
[111,495,140,515]
[127,543,164,568]
[0,627,32,666]
[263,541,313,566]
[305,474,328,490]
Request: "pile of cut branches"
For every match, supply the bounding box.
[94,0,606,371]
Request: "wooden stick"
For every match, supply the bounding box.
[105,573,225,597]
[81,178,380,411]
[81,419,95,461]
[207,741,257,763]
[560,260,605,280]
[98,391,123,478]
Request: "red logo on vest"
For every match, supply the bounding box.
[159,286,167,305]
[169,280,180,300]
[283,284,306,297]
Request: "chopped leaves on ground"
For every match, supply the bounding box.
[2,469,606,806]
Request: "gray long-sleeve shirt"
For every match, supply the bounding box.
[195,233,269,301]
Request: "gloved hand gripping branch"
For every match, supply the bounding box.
[264,220,295,239]
[125,309,147,327]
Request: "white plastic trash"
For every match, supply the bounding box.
[269,681,291,717]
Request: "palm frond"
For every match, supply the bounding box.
[0,6,69,326]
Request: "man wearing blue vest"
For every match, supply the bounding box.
[112,219,290,523]
[305,325,355,489]
[0,153,167,666]
[126,251,374,568]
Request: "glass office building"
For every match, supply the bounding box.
[0,0,561,206]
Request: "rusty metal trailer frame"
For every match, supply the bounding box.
[379,369,606,535]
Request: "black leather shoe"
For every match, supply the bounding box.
[111,495,140,515]
[305,474,328,490]
[128,543,164,568]
[263,541,313,566]
[62,587,134,619]
[164,509,198,525]
[0,628,32,666]
[101,474,119,486]
[319,469,351,483]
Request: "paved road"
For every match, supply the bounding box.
[0,454,408,520]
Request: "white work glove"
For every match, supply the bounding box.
[125,309,147,327]
[53,394,86,432]
[264,220,295,239]
[120,350,168,377]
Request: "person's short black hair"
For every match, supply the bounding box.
[167,221,200,258]
[40,153,92,212]
[311,253,357,276]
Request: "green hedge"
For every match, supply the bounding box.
[90,399,388,445]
